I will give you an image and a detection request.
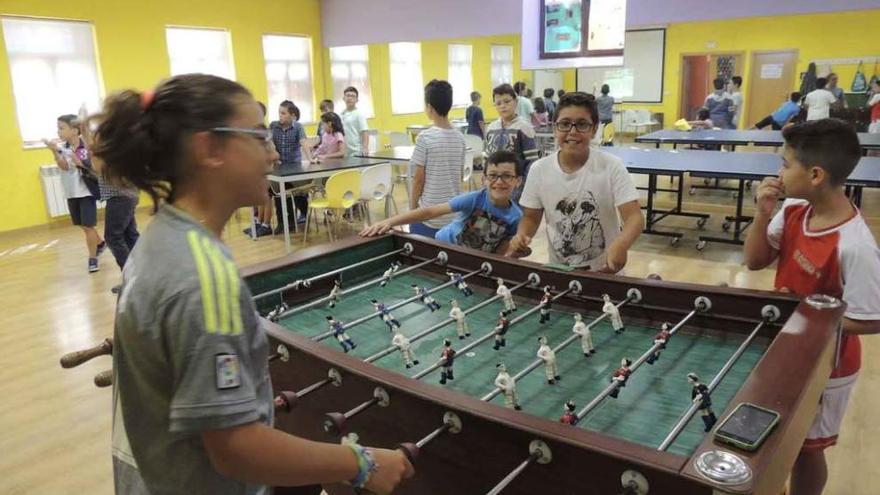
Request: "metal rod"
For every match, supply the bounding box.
[297,378,331,398]
[277,255,441,320]
[312,267,483,342]
[480,297,631,402]
[485,453,539,495]
[416,423,452,449]
[412,288,573,381]
[364,280,531,363]
[253,248,407,301]
[346,397,379,418]
[658,318,766,451]
[577,308,700,421]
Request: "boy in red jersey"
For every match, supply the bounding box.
[744,119,880,495]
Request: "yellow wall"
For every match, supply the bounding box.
[619,9,880,123]
[0,0,324,233]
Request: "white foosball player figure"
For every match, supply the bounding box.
[602,294,625,334]
[496,278,516,315]
[328,279,342,309]
[380,261,401,287]
[572,313,595,356]
[449,299,470,339]
[391,329,419,368]
[494,363,521,410]
[536,336,561,385]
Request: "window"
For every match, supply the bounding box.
[491,45,514,87]
[2,17,103,145]
[389,42,424,114]
[263,35,316,122]
[329,45,374,118]
[166,27,235,81]
[448,44,473,107]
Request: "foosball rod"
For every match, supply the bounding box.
[60,338,113,368]
[274,368,344,413]
[480,295,633,402]
[312,266,485,342]
[658,305,778,451]
[411,286,574,381]
[253,247,410,301]
[484,440,552,495]
[576,297,711,422]
[276,253,446,320]
[363,279,532,363]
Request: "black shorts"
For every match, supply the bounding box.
[68,196,97,227]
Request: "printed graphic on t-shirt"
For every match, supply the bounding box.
[554,191,605,265]
[455,209,510,252]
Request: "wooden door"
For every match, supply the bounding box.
[680,55,710,120]
[746,51,798,128]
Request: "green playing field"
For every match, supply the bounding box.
[269,266,767,457]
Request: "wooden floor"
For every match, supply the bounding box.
[2,146,878,494]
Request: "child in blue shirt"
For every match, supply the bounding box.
[752,92,802,130]
[360,150,523,254]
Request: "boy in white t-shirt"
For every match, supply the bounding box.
[408,79,466,237]
[744,119,880,495]
[506,92,643,272]
[341,86,369,156]
[803,77,838,121]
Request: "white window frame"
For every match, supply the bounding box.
[329,45,374,118]
[262,34,317,123]
[491,44,514,87]
[448,44,473,108]
[165,26,236,81]
[389,42,424,115]
[1,16,104,146]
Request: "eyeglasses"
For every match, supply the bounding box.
[211,127,273,145]
[485,173,518,184]
[554,120,595,133]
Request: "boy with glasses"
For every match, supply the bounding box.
[484,84,539,203]
[360,151,523,254]
[506,92,643,272]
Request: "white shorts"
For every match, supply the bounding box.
[803,373,857,452]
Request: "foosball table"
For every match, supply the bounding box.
[63,232,844,494]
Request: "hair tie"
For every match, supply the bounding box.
[140,90,156,111]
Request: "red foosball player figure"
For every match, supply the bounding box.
[688,373,718,432]
[646,322,671,365]
[560,400,578,426]
[608,358,632,398]
[439,339,457,385]
[539,286,553,324]
[493,312,510,350]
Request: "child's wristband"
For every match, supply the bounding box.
[345,443,378,489]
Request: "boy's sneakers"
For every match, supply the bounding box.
[243,223,273,238]
[96,241,107,256]
[88,258,99,273]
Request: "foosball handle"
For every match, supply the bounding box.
[273,391,299,413]
[397,442,419,463]
[60,338,113,368]
[94,369,113,388]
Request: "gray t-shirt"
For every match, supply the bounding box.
[411,126,466,229]
[112,204,273,495]
[596,94,614,122]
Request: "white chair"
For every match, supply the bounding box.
[631,109,660,135]
[366,129,379,153]
[463,134,485,169]
[358,163,397,226]
[462,151,477,191]
[386,131,411,148]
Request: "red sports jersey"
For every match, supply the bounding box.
[768,199,880,377]
[612,368,631,380]
[560,412,578,425]
[655,330,670,342]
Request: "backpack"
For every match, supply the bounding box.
[852,61,868,93]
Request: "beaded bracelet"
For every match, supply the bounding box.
[345,442,378,489]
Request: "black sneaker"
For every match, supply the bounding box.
[255,224,273,237]
[88,257,99,273]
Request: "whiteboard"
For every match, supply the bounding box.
[576,29,665,103]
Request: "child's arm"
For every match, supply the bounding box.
[744,177,783,270]
[411,165,425,210]
[505,207,543,258]
[323,138,345,160]
[359,203,453,236]
[43,140,69,170]
[843,317,880,335]
[600,200,643,273]
[202,422,412,492]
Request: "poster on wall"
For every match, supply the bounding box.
[539,0,625,60]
